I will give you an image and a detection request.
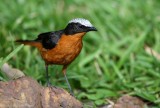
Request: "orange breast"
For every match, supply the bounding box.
[39,32,85,65]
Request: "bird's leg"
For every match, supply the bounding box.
[62,66,74,96]
[45,64,51,87]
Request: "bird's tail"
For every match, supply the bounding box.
[16,40,41,48]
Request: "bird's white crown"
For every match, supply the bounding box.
[69,18,93,27]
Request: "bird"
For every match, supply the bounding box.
[16,18,97,95]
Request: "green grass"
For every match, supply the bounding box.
[0,0,160,107]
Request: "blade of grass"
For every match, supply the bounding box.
[0,45,23,68]
[118,26,152,68]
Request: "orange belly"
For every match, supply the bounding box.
[39,33,85,65]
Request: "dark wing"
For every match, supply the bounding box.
[35,30,64,49]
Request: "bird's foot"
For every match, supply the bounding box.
[70,91,75,97]
[46,81,51,87]
[46,78,55,87]
[46,82,58,89]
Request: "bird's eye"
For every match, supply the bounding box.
[79,25,84,28]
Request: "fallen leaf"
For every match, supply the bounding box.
[1,63,25,79]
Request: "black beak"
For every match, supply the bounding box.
[87,27,97,31]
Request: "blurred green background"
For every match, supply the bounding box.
[0,0,160,107]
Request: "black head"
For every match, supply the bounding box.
[64,18,97,35]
